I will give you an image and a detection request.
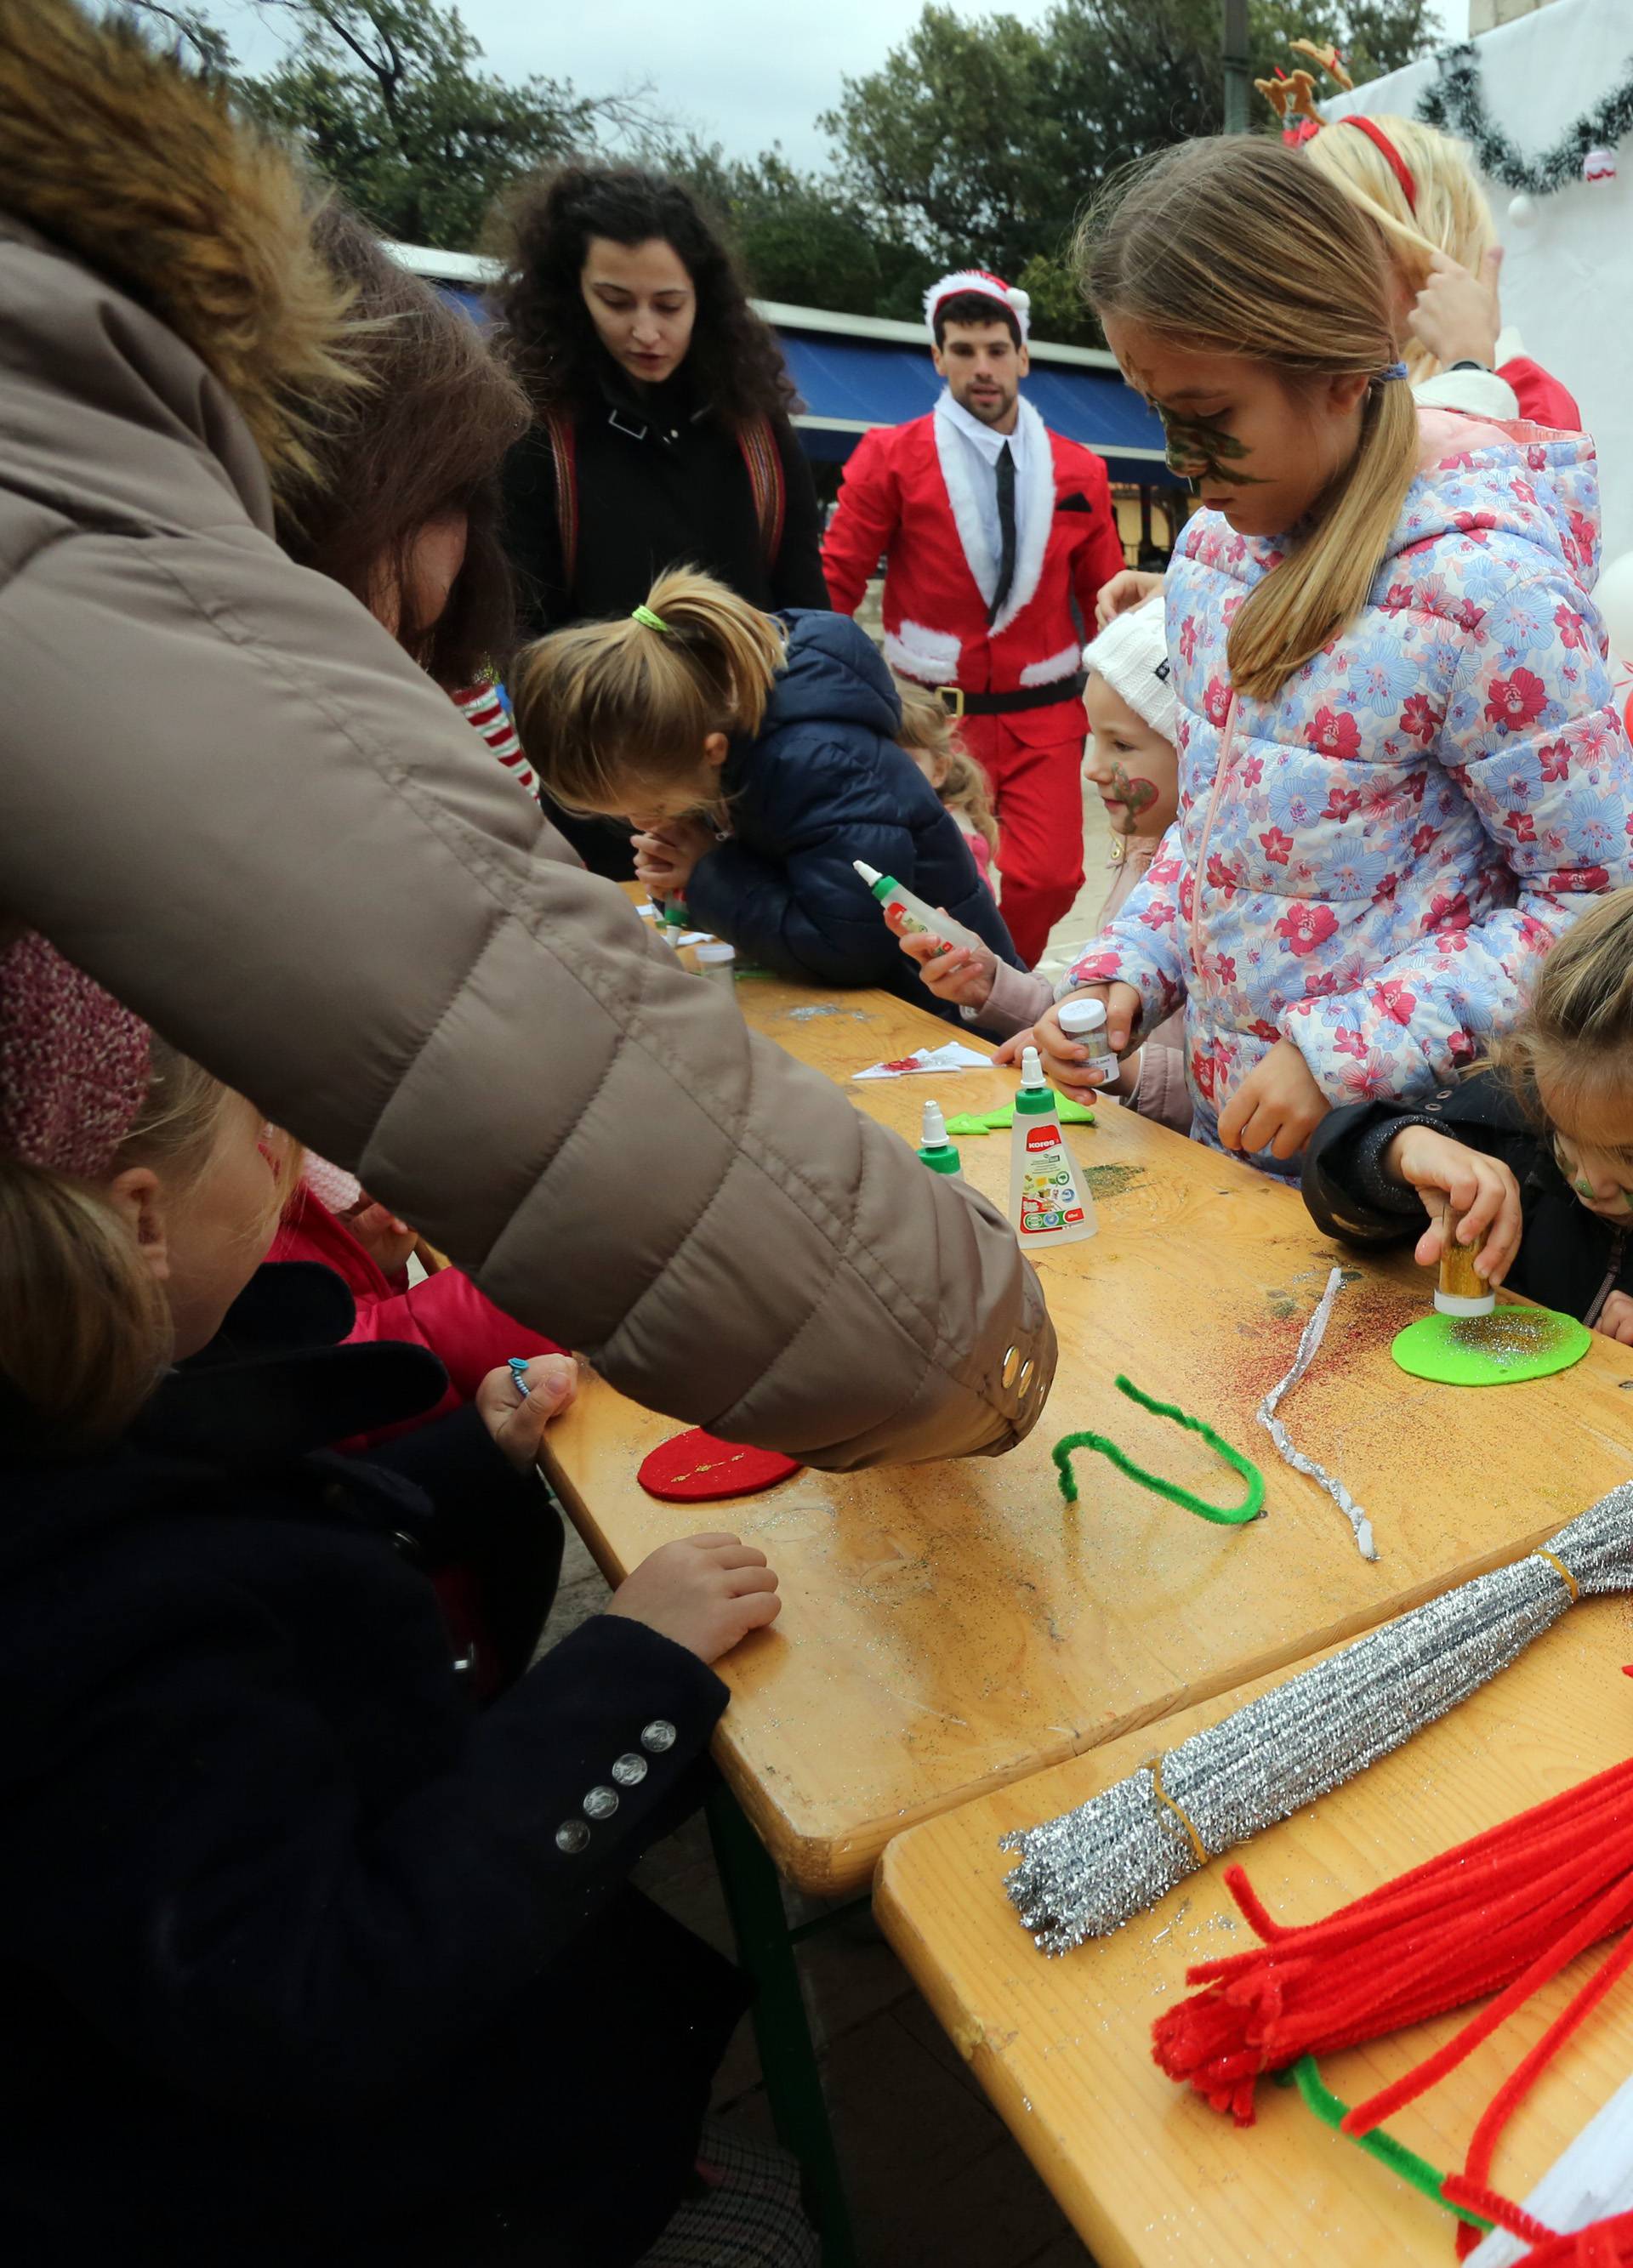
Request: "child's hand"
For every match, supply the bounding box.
[475,1353,580,1471]
[1217,1038,1329,1161]
[898,926,998,1010]
[342,1195,418,1276]
[993,1026,1035,1067]
[632,817,714,899]
[1597,1291,1633,1346]
[1384,1126,1523,1287]
[1095,569,1165,628]
[1409,246,1503,372]
[605,1532,782,1663]
[1033,984,1143,1094]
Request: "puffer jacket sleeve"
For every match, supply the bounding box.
[1282,569,1632,1102]
[1061,828,1191,1038]
[0,529,1053,1468]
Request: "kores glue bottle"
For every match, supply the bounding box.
[853,861,987,955]
[1008,1047,1097,1247]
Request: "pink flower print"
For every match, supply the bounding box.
[1411,823,1440,857]
[1203,675,1232,727]
[1213,952,1237,986]
[1512,479,1538,508]
[1448,1028,1476,1064]
[1221,594,1244,627]
[1276,903,1340,958]
[1179,873,1196,924]
[1305,707,1362,760]
[1453,510,1499,546]
[1428,889,1471,932]
[1249,1018,1281,1043]
[1341,1056,1394,1100]
[1323,785,1363,824]
[1260,827,1293,867]
[1445,761,1473,793]
[1570,509,1596,557]
[1373,978,1417,1026]
[1406,770,1429,806]
[1538,742,1572,782]
[1451,599,1486,635]
[1334,1026,1368,1060]
[1382,581,1415,614]
[1192,1043,1224,1102]
[1436,929,1471,956]
[1239,754,1264,788]
[1507,809,1537,844]
[1516,914,1553,951]
[1071,948,1121,984]
[1206,852,1237,892]
[1372,872,1400,906]
[1149,852,1181,886]
[1179,617,1198,665]
[1555,605,1589,651]
[1302,967,1342,998]
[1399,694,1439,745]
[1556,865,1611,892]
[1139,898,1176,931]
[1484,668,1550,734]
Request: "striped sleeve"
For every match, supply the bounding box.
[449,683,538,802]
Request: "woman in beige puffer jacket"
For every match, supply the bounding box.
[0,0,1052,1466]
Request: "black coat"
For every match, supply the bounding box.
[684,610,1023,1012]
[502,361,828,878]
[1302,1071,1633,1326]
[0,1265,740,2268]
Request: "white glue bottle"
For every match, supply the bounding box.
[1008,1047,1097,1247]
[1055,994,1120,1088]
[917,1097,963,1179]
[853,860,987,955]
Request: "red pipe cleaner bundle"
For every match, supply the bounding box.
[1151,1754,1633,2131]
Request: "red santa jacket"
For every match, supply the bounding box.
[822,400,1125,744]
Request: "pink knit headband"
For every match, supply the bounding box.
[0,929,152,1179]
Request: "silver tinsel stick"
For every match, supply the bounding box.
[1003,1481,1633,1955]
[1255,1266,1378,1562]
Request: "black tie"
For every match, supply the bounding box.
[989,441,1016,626]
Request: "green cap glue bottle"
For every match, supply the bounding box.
[917,1097,963,1179]
[1008,1047,1096,1247]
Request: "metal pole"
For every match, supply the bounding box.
[1220,0,1251,135]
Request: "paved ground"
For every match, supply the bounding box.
[542,818,1116,2265]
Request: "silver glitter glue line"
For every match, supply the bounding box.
[1256,1266,1378,1561]
[999,1481,1633,1954]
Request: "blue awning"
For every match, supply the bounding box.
[775,331,1180,487]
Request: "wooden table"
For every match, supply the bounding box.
[542,916,1633,1896]
[876,1601,1633,2265]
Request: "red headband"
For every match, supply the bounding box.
[1341,116,1418,214]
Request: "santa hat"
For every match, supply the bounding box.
[1083,596,1177,745]
[924,269,1031,344]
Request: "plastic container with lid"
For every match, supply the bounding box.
[1056,994,1120,1089]
[694,941,738,995]
[916,1098,963,1179]
[1007,1047,1096,1248]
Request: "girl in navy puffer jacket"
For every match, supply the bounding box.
[511,566,1024,1009]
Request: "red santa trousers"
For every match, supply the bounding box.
[961,697,1089,968]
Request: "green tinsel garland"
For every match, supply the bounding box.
[1418,38,1633,196]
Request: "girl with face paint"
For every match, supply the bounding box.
[1304,890,1633,1349]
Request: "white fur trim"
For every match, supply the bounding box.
[932,406,998,605]
[1020,642,1083,687]
[1414,367,1520,421]
[924,268,1031,342]
[884,622,963,685]
[989,398,1055,638]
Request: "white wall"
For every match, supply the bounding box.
[1325,0,1633,563]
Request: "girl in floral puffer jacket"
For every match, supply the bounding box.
[1033,138,1632,1174]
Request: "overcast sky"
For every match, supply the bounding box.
[207,1,1470,171]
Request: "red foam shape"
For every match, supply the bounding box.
[639,1429,802,1503]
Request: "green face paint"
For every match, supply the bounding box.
[1156,404,1268,487]
[1107,760,1159,820]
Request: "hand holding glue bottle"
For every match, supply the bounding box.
[1009,1047,1096,1248]
[854,861,988,956]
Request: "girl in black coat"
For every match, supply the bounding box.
[1302,889,1633,1341]
[512,567,1022,1016]
[0,947,801,2268]
[492,163,828,877]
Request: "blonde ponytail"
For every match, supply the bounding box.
[511,566,786,813]
[1078,138,1420,703]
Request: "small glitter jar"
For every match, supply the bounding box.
[1436,1199,1494,1316]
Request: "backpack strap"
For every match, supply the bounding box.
[541,409,579,594]
[737,415,786,571]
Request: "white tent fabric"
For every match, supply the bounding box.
[1324,0,1633,560]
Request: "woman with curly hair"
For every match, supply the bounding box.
[493,161,828,873]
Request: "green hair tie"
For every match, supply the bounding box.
[1052,1375,1265,1526]
[631,604,670,634]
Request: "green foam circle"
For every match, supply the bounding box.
[1391,1305,1592,1388]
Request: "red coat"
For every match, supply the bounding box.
[1501,355,1580,430]
[270,1186,561,1447]
[822,401,1125,745]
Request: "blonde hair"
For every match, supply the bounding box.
[1078,138,1419,703]
[511,566,786,813]
[1494,891,1633,1147]
[0,1046,289,1451]
[892,680,1000,857]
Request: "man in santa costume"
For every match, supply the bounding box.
[822,270,1126,965]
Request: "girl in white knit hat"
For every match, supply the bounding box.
[901,594,1192,1132]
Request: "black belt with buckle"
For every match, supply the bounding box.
[908,672,1087,721]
